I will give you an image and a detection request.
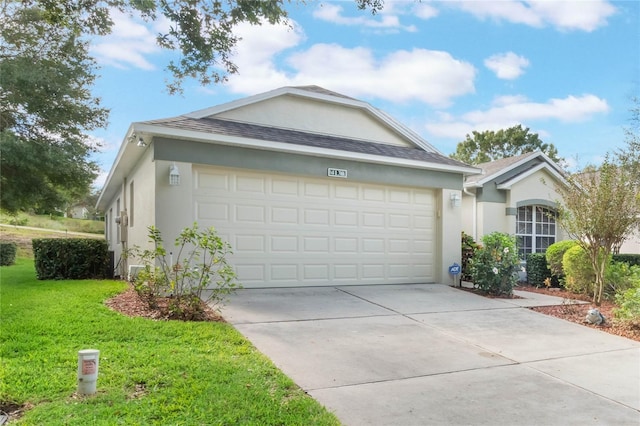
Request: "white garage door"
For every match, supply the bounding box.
[193,166,436,288]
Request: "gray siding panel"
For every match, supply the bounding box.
[154,138,463,190]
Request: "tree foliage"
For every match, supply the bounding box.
[450,125,562,165]
[1,0,382,213]
[554,158,640,305]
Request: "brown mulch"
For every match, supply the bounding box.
[104,283,224,322]
[515,285,640,342]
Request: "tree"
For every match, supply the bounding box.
[450,125,562,165]
[554,158,640,305]
[1,0,381,213]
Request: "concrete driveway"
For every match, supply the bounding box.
[219,284,640,425]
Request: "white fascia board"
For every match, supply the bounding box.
[472,151,543,187]
[135,123,479,175]
[496,162,568,189]
[96,124,138,210]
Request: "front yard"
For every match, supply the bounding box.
[0,259,339,425]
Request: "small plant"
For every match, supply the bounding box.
[128,223,240,320]
[560,297,581,316]
[470,232,519,296]
[613,280,640,328]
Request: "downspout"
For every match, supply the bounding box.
[463,187,477,241]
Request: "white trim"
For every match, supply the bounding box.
[466,151,567,188]
[496,162,568,189]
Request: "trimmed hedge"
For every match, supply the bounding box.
[613,254,640,267]
[525,253,551,287]
[0,242,17,266]
[32,238,109,280]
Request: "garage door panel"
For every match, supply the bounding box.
[193,166,435,287]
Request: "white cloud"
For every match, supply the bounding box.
[426,94,610,139]
[91,11,161,70]
[413,2,440,20]
[313,3,417,32]
[454,0,616,32]
[224,19,476,107]
[484,52,530,80]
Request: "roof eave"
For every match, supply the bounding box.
[131,123,480,175]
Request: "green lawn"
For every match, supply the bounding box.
[0,259,340,425]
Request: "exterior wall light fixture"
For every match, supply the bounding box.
[169,163,180,186]
[450,192,461,207]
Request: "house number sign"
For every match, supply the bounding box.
[328,168,348,178]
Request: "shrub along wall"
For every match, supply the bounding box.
[525,253,552,287]
[32,238,109,280]
[0,242,17,266]
[613,254,640,267]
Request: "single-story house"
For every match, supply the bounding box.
[97,86,480,287]
[461,151,640,257]
[66,204,90,219]
[461,151,569,259]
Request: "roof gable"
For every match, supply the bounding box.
[465,151,566,188]
[184,86,438,152]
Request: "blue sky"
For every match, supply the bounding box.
[89,0,639,187]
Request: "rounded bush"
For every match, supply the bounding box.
[562,245,594,295]
[545,240,577,278]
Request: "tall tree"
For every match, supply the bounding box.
[554,157,640,306]
[1,3,106,213]
[450,125,562,165]
[1,0,381,213]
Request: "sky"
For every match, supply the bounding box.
[89,0,640,188]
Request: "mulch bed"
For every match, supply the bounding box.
[104,283,224,322]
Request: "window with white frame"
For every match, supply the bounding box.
[516,205,556,258]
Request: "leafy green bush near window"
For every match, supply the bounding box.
[470,232,519,296]
[545,240,577,282]
[525,253,552,287]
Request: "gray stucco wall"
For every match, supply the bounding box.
[153,137,464,190]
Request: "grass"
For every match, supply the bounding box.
[0,259,340,425]
[0,212,104,235]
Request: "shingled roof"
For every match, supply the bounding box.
[142,115,471,169]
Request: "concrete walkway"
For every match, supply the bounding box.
[219,284,640,425]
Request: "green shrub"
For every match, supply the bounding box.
[127,223,240,320]
[606,262,640,297]
[562,245,595,295]
[614,281,640,327]
[545,240,577,279]
[470,232,519,296]
[613,254,640,267]
[461,232,479,282]
[526,253,552,287]
[32,238,108,279]
[0,242,17,266]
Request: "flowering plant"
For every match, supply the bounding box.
[469,232,520,296]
